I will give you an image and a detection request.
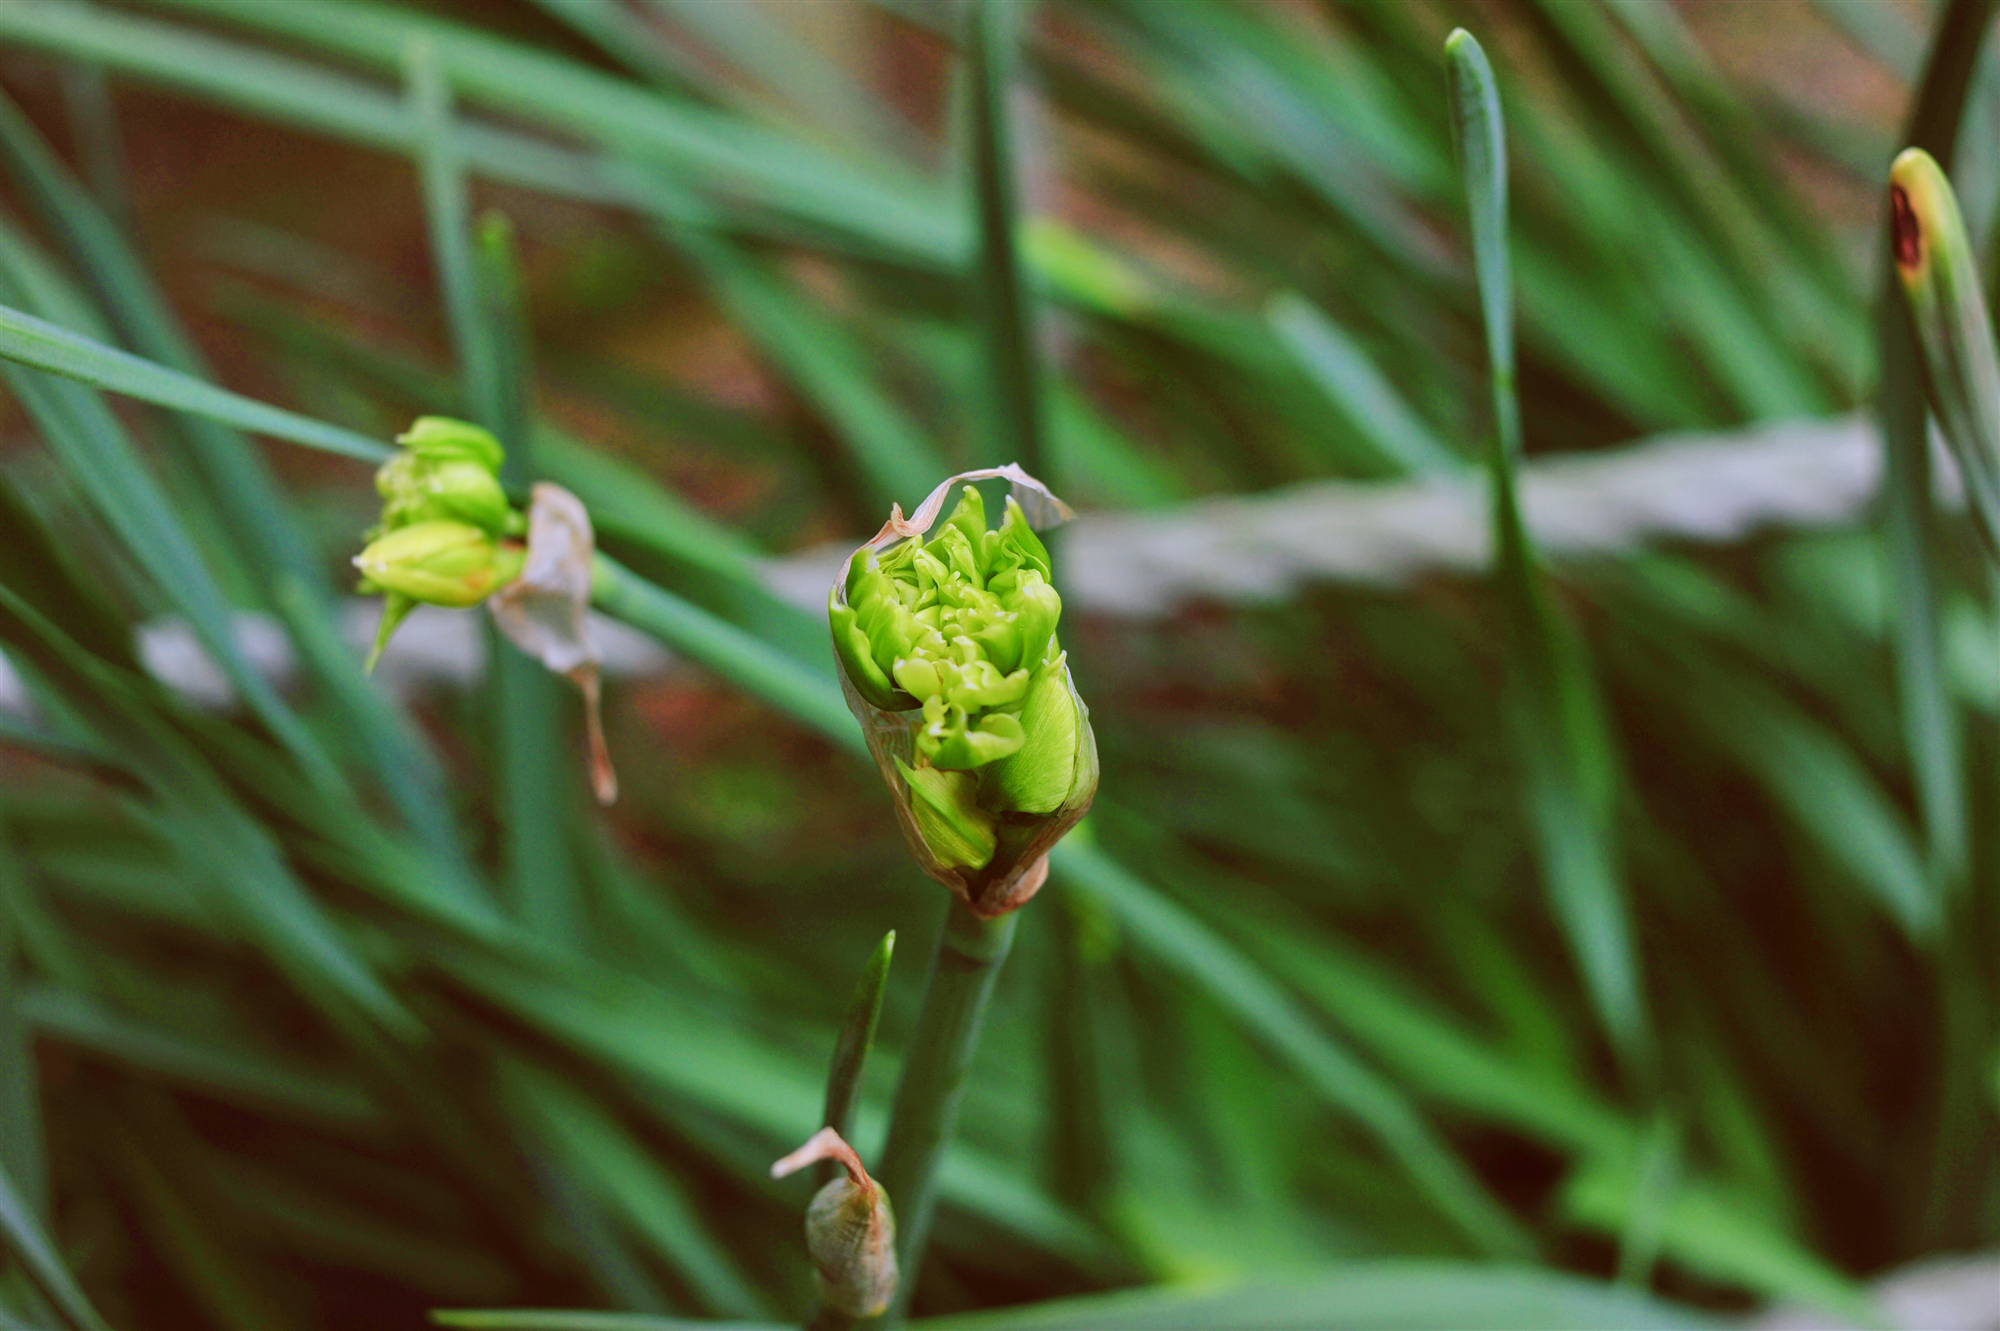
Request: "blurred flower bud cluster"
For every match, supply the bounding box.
[353,418,615,802]
[354,416,525,670]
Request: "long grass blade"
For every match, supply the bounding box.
[0,301,388,462]
[1447,29,1647,1069]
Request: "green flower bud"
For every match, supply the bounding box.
[354,520,523,609]
[771,1128,898,1319]
[831,468,1097,915]
[374,449,512,535]
[397,415,505,472]
[1890,149,2000,560]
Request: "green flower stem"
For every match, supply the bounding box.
[873,896,1018,1321]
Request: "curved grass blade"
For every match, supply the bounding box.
[0,301,388,462]
[139,0,961,262]
[0,291,343,792]
[1266,292,1462,477]
[0,0,645,211]
[409,40,502,430]
[474,217,583,943]
[0,584,419,1040]
[1874,1,2000,1246]
[409,39,582,941]
[1447,29,1647,1070]
[0,84,328,594]
[589,555,859,752]
[0,82,473,873]
[501,1062,767,1319]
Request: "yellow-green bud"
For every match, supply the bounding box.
[374,449,513,535]
[1890,149,2000,560]
[353,521,523,609]
[397,415,505,472]
[831,468,1097,916]
[770,1128,898,1320]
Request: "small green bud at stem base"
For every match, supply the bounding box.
[772,1128,898,1319]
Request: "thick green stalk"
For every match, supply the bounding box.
[873,897,1018,1321]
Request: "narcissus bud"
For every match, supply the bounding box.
[375,450,513,536]
[354,521,524,672]
[830,466,1098,917]
[354,520,522,608]
[351,416,616,805]
[398,415,506,471]
[771,1128,898,1319]
[1889,149,2000,560]
[371,417,516,536]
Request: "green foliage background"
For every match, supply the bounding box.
[0,1,1990,1327]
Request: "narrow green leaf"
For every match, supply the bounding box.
[0,288,343,792]
[57,50,131,233]
[0,0,647,211]
[107,1110,300,1331]
[439,1262,1722,1330]
[0,301,388,462]
[589,555,858,751]
[410,42,502,441]
[1891,149,2000,560]
[1563,1161,1875,1326]
[0,83,476,874]
[139,0,962,262]
[22,987,382,1129]
[1447,29,1647,1066]
[822,930,895,1148]
[0,584,419,1038]
[0,82,332,596]
[434,1315,775,1331]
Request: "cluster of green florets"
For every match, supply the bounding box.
[831,486,1085,870]
[353,417,525,669]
